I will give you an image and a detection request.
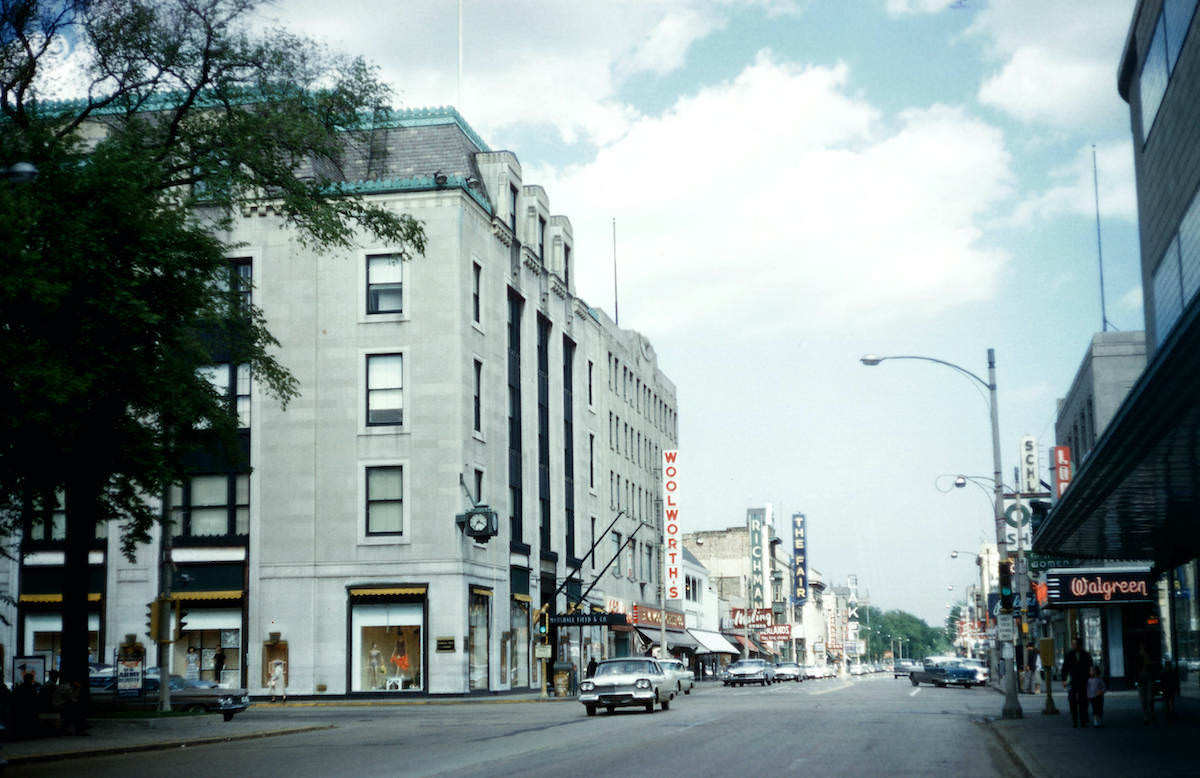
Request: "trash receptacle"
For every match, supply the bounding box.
[553,662,573,697]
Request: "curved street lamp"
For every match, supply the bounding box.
[860,349,1022,719]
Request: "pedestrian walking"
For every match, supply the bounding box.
[213,646,226,685]
[1136,643,1158,724]
[1161,660,1179,719]
[266,658,286,702]
[1061,638,1094,728]
[585,657,597,679]
[1023,642,1037,694]
[1086,666,1106,727]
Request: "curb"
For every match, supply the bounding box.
[250,696,577,708]
[6,724,336,766]
[984,721,1042,778]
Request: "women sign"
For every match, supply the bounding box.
[662,450,681,600]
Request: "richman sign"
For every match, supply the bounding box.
[1045,569,1154,606]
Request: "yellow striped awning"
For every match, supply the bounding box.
[19,593,102,603]
[168,590,243,601]
[512,593,532,602]
[471,587,493,597]
[349,586,427,597]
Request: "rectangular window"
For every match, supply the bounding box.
[508,185,518,233]
[171,473,249,537]
[588,433,595,489]
[367,354,403,425]
[1154,236,1184,346]
[200,363,251,429]
[473,359,483,433]
[612,533,622,576]
[1165,0,1197,72]
[563,244,571,286]
[472,261,482,324]
[474,468,484,502]
[537,315,552,553]
[507,289,524,545]
[590,517,597,570]
[468,589,490,691]
[366,254,403,314]
[366,466,404,535]
[587,360,594,406]
[538,216,547,261]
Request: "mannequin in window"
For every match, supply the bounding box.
[390,637,410,689]
[368,643,385,690]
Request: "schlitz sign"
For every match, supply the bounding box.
[1044,569,1154,606]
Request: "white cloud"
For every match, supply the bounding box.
[254,0,796,149]
[537,52,1014,341]
[884,0,959,14]
[1118,284,1143,312]
[1011,141,1137,224]
[968,0,1135,133]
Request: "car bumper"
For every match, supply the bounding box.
[579,690,656,708]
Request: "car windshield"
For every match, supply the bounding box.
[778,663,799,669]
[731,660,763,669]
[596,660,658,677]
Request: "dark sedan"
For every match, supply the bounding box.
[92,675,251,720]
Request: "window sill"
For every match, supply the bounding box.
[472,321,485,336]
[359,312,409,325]
[358,533,412,547]
[472,431,485,443]
[360,425,409,437]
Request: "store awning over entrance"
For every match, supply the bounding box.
[688,629,740,655]
[635,627,698,652]
[1034,303,1200,570]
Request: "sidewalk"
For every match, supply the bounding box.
[989,688,1200,778]
[3,691,568,766]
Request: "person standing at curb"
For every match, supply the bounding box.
[1062,638,1093,728]
[1136,643,1158,725]
[1086,666,1106,727]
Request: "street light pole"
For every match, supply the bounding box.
[861,349,1021,718]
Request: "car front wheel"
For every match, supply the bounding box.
[910,677,919,687]
[223,711,236,722]
[586,704,596,716]
[660,697,670,711]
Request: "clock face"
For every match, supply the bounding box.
[469,512,488,532]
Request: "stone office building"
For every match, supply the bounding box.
[10,107,679,696]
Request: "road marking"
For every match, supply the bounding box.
[809,682,852,696]
[909,687,921,697]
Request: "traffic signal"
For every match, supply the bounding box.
[146,598,170,643]
[998,560,1014,611]
[173,600,189,641]
[533,604,549,637]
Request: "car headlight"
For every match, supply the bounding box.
[635,679,651,689]
[580,681,595,692]
[219,696,233,706]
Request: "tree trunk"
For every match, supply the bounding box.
[63,474,99,709]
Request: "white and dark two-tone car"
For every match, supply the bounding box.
[578,658,675,715]
[723,658,776,686]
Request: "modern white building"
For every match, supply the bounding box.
[13,108,679,696]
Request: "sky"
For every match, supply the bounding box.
[44,0,1144,627]
[242,0,1144,627]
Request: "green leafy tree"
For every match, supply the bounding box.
[0,0,426,696]
[863,606,952,661]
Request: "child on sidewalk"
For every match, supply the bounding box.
[1087,666,1106,727]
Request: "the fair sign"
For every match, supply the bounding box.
[662,450,681,600]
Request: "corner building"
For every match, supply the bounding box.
[15,108,679,695]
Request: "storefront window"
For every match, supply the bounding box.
[469,589,490,691]
[172,619,241,685]
[510,598,530,688]
[352,602,422,692]
[25,613,100,673]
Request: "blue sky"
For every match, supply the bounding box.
[236,0,1145,626]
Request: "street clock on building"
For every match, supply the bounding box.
[457,505,498,541]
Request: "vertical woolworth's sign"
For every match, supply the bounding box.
[748,508,765,608]
[1053,446,1072,498]
[662,450,681,600]
[793,512,808,605]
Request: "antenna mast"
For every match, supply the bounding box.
[612,217,619,326]
[1093,145,1110,332]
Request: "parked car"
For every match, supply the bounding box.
[893,660,918,678]
[773,662,803,682]
[92,674,251,720]
[909,657,977,689]
[959,658,988,686]
[724,658,776,686]
[657,657,694,695]
[578,658,674,715]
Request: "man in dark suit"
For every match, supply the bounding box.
[1061,638,1094,727]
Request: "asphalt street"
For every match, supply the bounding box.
[11,674,1025,777]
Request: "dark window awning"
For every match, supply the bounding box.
[1034,302,1200,569]
[635,627,698,652]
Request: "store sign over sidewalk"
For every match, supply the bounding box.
[730,608,773,629]
[1044,569,1154,606]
